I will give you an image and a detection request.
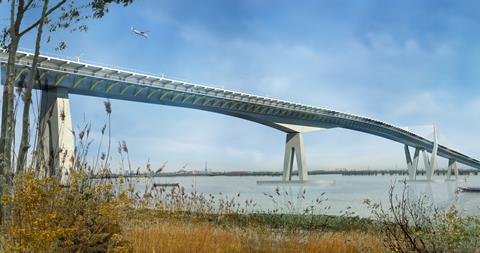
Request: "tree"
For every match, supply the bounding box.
[16,0,50,174]
[0,0,135,224]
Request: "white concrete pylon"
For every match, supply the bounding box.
[422,127,438,180]
[404,126,438,181]
[38,88,75,184]
[404,145,420,180]
[282,132,308,181]
[423,126,438,181]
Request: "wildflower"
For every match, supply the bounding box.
[146,159,151,172]
[104,99,112,114]
[122,140,128,153]
[118,141,122,154]
[79,130,85,140]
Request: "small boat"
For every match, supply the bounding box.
[458,186,480,192]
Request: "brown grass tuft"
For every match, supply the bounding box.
[125,220,384,253]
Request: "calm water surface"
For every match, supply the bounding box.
[131,174,480,217]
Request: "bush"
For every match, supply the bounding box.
[1,173,131,252]
[365,181,480,253]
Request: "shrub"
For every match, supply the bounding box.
[1,173,131,252]
[365,181,480,253]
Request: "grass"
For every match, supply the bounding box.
[124,219,384,253]
[5,173,479,252]
[1,174,386,252]
[119,190,385,253]
[4,174,479,252]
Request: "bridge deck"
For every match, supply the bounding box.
[1,50,479,169]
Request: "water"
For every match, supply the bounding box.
[131,174,480,217]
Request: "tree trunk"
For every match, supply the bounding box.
[17,0,49,174]
[0,0,25,176]
[0,0,24,225]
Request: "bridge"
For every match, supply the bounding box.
[1,50,479,183]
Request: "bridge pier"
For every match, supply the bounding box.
[38,87,75,184]
[258,130,336,185]
[425,127,438,181]
[423,150,436,181]
[404,145,420,180]
[447,158,459,181]
[404,127,438,181]
[282,132,308,181]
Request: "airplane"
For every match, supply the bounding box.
[131,26,149,38]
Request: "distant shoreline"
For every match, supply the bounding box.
[92,168,479,179]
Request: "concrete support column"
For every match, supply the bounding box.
[38,87,75,184]
[447,159,458,180]
[404,127,438,181]
[404,145,420,180]
[424,127,438,181]
[282,132,308,181]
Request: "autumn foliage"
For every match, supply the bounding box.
[0,173,131,252]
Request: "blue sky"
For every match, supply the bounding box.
[3,0,480,172]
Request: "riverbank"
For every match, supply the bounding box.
[122,209,384,253]
[2,174,479,252]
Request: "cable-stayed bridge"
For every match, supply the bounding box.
[1,50,479,182]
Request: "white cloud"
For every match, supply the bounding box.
[392,92,442,117]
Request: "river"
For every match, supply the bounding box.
[129,174,480,217]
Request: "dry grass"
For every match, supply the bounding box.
[124,220,384,253]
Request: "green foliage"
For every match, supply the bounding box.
[127,182,373,235]
[90,0,135,18]
[365,182,480,253]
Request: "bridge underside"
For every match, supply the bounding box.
[34,87,458,183]
[35,87,320,182]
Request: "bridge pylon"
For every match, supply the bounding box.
[404,126,439,181]
[37,87,75,184]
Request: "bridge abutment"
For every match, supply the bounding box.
[38,87,75,184]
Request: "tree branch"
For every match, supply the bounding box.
[18,0,67,37]
[23,0,35,12]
